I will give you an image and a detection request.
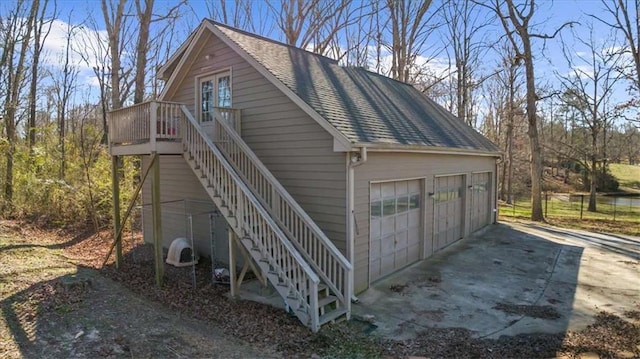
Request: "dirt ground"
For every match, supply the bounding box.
[1,220,640,359]
[0,221,280,359]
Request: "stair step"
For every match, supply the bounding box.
[317,295,338,308]
[318,308,348,326]
[269,264,294,275]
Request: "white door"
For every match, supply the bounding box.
[470,172,491,232]
[198,71,232,137]
[433,175,465,252]
[370,180,422,282]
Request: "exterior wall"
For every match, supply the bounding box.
[141,155,229,263]
[353,151,497,293]
[163,32,348,253]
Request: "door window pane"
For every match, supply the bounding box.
[218,75,231,108]
[201,80,214,122]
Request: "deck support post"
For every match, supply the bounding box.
[151,151,164,287]
[228,228,237,297]
[111,155,123,268]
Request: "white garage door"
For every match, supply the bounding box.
[370,180,422,282]
[470,172,491,232]
[434,175,465,252]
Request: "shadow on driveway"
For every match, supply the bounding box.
[353,222,640,342]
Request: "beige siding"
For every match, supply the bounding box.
[141,155,227,260]
[163,32,347,253]
[353,152,497,293]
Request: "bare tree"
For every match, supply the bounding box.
[27,0,53,157]
[593,1,640,100]
[77,14,111,143]
[267,0,360,57]
[0,0,38,211]
[555,26,623,211]
[101,0,132,110]
[484,0,574,221]
[492,41,524,204]
[133,0,185,103]
[52,16,81,180]
[133,0,154,104]
[441,0,492,126]
[385,0,440,83]
[206,0,264,33]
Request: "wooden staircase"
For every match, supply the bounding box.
[179,106,351,331]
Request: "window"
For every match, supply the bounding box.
[199,71,231,122]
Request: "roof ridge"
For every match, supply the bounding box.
[207,19,339,65]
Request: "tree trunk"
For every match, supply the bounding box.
[28,0,45,157]
[588,132,598,212]
[134,0,153,104]
[521,35,544,221]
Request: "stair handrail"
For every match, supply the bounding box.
[211,109,352,308]
[180,106,321,330]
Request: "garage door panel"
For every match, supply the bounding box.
[408,243,420,262]
[382,182,395,197]
[396,231,408,249]
[381,254,394,274]
[381,216,395,235]
[394,248,408,267]
[434,175,465,252]
[381,234,395,256]
[396,213,408,230]
[370,179,423,282]
[471,172,491,232]
[370,259,380,279]
[408,211,420,227]
[371,218,382,239]
[370,238,381,259]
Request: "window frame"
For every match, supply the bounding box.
[196,68,232,123]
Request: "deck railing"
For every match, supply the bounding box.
[212,109,352,313]
[108,101,183,146]
[180,106,321,330]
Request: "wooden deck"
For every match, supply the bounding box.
[109,101,184,155]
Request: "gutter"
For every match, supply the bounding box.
[351,142,501,158]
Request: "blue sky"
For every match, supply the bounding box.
[18,0,635,119]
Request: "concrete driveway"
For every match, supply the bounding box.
[352,222,640,340]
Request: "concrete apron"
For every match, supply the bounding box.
[352,222,640,340]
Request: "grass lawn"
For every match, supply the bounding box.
[609,163,640,193]
[499,196,640,237]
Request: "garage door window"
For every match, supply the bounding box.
[371,193,419,219]
[435,187,461,203]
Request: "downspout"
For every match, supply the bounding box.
[494,156,503,224]
[347,147,367,303]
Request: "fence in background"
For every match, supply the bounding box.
[500,192,640,223]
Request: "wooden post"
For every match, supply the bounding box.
[151,151,164,287]
[228,227,237,297]
[150,101,158,150]
[580,195,584,220]
[111,155,123,268]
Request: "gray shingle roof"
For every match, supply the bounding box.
[211,21,500,153]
